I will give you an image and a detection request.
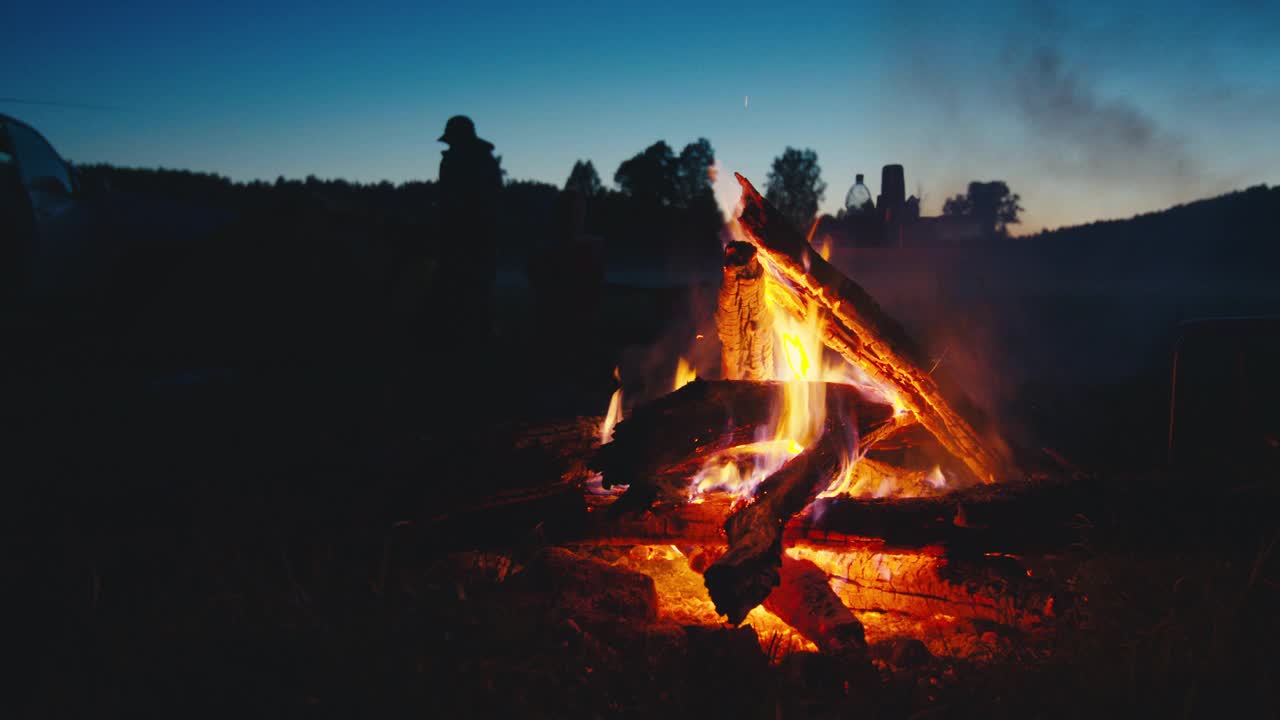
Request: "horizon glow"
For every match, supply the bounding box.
[3,0,1277,234]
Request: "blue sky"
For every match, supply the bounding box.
[3,0,1277,232]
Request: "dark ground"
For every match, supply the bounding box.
[4,206,1280,717]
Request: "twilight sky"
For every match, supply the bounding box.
[3,0,1277,233]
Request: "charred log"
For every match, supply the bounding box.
[571,478,1085,558]
[796,475,1094,556]
[591,380,894,505]
[716,241,773,381]
[422,480,589,550]
[763,556,867,655]
[509,416,604,484]
[733,173,1007,485]
[704,410,855,624]
[582,495,736,545]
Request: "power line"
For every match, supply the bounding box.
[0,97,121,111]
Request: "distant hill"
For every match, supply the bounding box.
[1025,184,1280,265]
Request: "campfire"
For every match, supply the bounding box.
[552,174,1057,660]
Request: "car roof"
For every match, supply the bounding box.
[0,113,31,129]
[0,113,67,158]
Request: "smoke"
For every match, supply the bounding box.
[1008,45,1197,185]
[708,161,744,225]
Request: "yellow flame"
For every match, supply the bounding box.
[774,297,827,452]
[686,214,930,501]
[818,460,955,499]
[674,357,697,391]
[781,333,811,380]
[820,461,900,499]
[600,367,622,444]
[687,439,806,497]
[689,286,829,501]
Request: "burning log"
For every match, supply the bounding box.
[786,543,1055,628]
[716,241,773,381]
[797,474,1093,555]
[591,379,894,505]
[733,173,1007,485]
[762,556,867,655]
[703,409,855,624]
[572,475,1085,558]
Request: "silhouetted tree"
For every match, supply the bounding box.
[943,181,1023,236]
[614,141,679,206]
[564,160,602,196]
[765,147,827,233]
[613,138,720,210]
[675,138,715,205]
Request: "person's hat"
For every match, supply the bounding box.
[439,115,477,144]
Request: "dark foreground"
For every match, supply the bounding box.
[4,254,1279,717]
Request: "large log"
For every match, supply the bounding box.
[485,410,1076,559]
[785,543,1055,629]
[762,556,867,655]
[591,379,894,506]
[703,408,855,624]
[509,416,604,485]
[797,474,1094,556]
[716,241,773,381]
[571,476,1085,558]
[733,173,1008,485]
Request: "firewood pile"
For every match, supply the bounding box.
[430,175,1081,660]
[585,174,1039,632]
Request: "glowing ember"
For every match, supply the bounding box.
[594,544,817,654]
[586,543,1042,660]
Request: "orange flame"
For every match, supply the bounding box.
[674,357,697,391]
[689,255,834,501]
[685,197,963,502]
[600,367,622,445]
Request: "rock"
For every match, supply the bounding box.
[869,637,933,669]
[683,626,774,720]
[517,547,658,629]
[778,650,875,699]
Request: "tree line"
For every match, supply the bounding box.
[77,139,1024,275]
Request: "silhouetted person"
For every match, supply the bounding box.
[420,115,501,451]
[434,115,501,356]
